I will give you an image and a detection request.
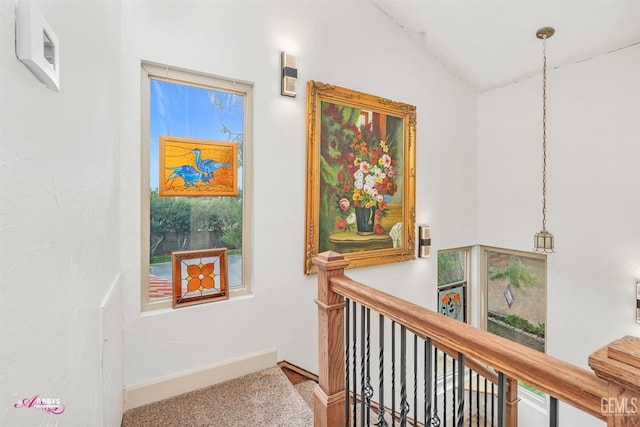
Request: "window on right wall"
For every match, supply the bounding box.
[480,246,547,354]
[437,247,470,323]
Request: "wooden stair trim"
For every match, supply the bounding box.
[278,360,319,385]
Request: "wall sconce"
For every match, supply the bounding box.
[418,225,431,258]
[281,52,297,97]
[636,280,640,324]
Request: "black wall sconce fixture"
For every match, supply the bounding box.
[281,52,297,97]
[636,280,640,324]
[418,225,431,258]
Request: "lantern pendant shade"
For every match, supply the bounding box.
[534,229,554,253]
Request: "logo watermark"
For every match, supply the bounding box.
[14,395,65,415]
[601,397,638,416]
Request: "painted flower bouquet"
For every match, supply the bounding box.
[321,103,398,235]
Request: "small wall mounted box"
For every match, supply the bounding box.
[15,0,60,91]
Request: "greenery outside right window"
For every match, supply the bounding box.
[481,246,546,353]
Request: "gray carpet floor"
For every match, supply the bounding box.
[121,367,313,427]
[293,380,316,409]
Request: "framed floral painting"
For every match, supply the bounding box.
[172,248,229,308]
[304,81,416,274]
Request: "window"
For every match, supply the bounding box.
[437,247,470,323]
[480,246,546,353]
[438,245,548,406]
[437,248,469,287]
[141,63,253,311]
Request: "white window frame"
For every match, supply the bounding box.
[479,245,548,410]
[478,245,546,342]
[140,62,253,311]
[436,246,472,323]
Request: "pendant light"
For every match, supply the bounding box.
[533,27,555,253]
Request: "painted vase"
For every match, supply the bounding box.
[355,206,374,235]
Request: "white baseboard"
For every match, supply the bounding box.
[124,348,277,410]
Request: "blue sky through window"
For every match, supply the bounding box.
[149,79,244,191]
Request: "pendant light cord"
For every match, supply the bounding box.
[541,36,548,232]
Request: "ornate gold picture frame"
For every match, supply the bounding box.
[304,81,416,274]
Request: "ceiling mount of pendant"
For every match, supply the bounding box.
[536,27,555,40]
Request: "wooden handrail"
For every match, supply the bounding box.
[330,274,608,420]
[314,252,640,427]
[434,339,499,385]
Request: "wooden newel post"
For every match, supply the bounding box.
[313,251,350,427]
[589,336,640,427]
[506,377,520,426]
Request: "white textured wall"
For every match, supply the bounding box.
[0,0,122,426]
[3,0,635,424]
[477,45,640,426]
[120,0,476,388]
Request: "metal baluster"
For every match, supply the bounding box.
[497,373,506,427]
[413,335,418,426]
[345,299,351,427]
[353,301,358,427]
[365,308,373,427]
[443,353,447,427]
[433,348,440,427]
[399,326,409,426]
[452,358,456,425]
[391,321,396,427]
[457,354,465,427]
[468,369,472,425]
[375,315,388,427]
[425,339,432,427]
[550,396,558,427]
[361,306,366,427]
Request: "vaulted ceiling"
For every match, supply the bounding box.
[372,0,640,92]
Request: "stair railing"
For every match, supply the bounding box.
[313,251,640,427]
